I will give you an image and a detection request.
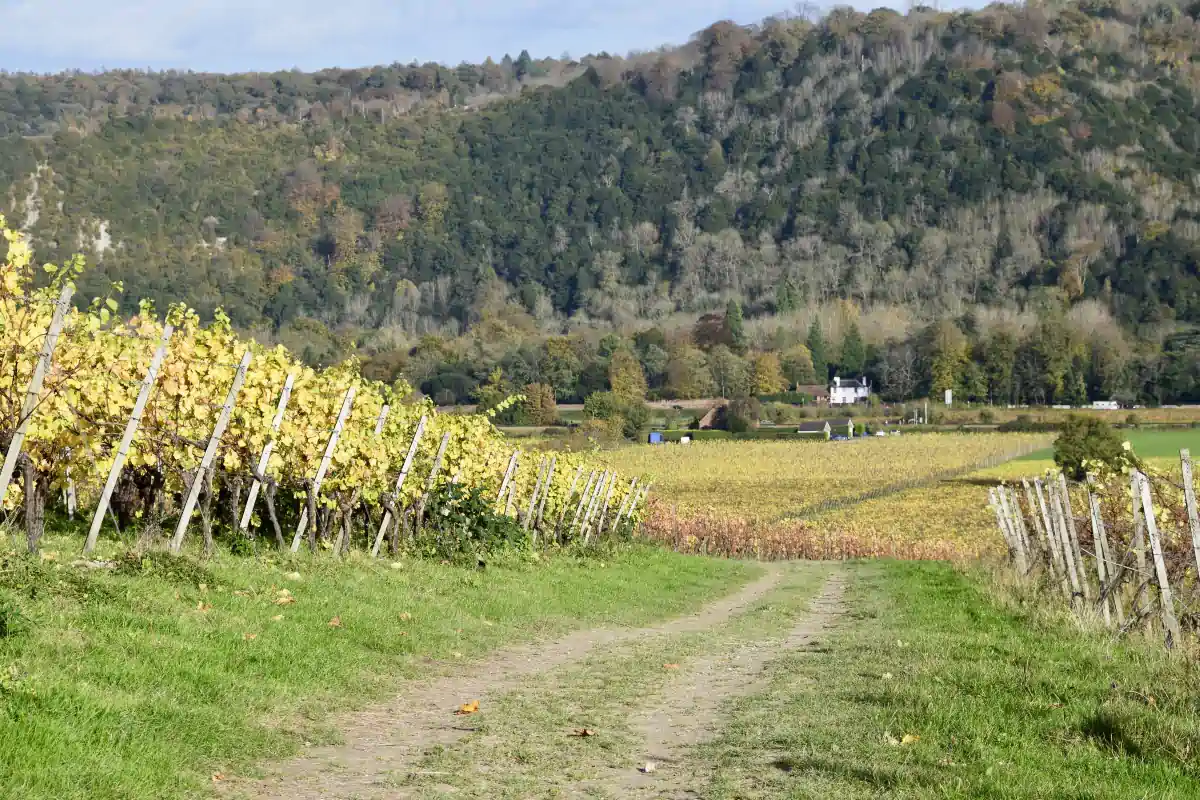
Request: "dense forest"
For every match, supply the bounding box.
[1,0,1198,407]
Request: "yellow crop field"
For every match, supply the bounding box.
[600,434,1049,521]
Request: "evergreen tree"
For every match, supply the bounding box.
[840,322,865,376]
[725,299,747,355]
[807,321,828,384]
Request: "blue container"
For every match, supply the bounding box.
[648,432,664,444]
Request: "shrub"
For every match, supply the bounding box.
[414,485,529,564]
[582,391,650,440]
[1054,415,1137,480]
[979,409,996,424]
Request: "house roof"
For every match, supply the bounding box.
[832,377,869,389]
[795,384,830,396]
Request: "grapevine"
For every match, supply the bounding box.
[0,215,640,554]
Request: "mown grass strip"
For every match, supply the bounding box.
[0,538,753,800]
[702,562,1200,799]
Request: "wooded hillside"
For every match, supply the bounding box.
[1,1,1198,403]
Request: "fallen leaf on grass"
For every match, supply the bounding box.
[881,672,894,681]
[390,562,404,570]
[285,571,301,581]
[663,664,680,670]
[242,633,257,641]
[883,731,900,746]
[452,651,463,658]
[211,773,224,782]
[196,601,213,613]
[901,734,920,745]
[271,614,284,622]
[275,589,296,606]
[328,616,342,628]
[233,590,250,597]
[570,728,596,737]
[399,611,412,621]
[455,700,480,715]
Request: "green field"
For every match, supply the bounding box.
[1017,427,1200,463]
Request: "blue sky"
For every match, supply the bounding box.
[4,1,918,74]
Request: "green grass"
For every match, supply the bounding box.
[1017,427,1200,464]
[702,562,1200,798]
[0,537,754,800]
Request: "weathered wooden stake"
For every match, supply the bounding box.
[611,478,639,533]
[555,466,585,535]
[1022,479,1053,571]
[1136,471,1182,648]
[0,284,74,505]
[1058,474,1092,603]
[416,432,452,527]
[1181,449,1200,580]
[170,349,252,553]
[533,456,557,536]
[595,471,618,536]
[564,470,597,537]
[496,450,519,506]
[1035,478,1069,596]
[581,472,610,545]
[83,324,174,554]
[997,487,1028,574]
[371,415,427,557]
[523,458,549,532]
[1129,473,1151,631]
[239,372,295,531]
[1084,475,1114,628]
[1049,481,1084,609]
[291,386,356,552]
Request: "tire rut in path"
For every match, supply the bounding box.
[575,573,845,799]
[226,569,784,800]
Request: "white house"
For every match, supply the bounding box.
[830,376,870,406]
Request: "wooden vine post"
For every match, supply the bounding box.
[0,284,74,505]
[1058,475,1092,602]
[1035,478,1069,598]
[169,350,252,553]
[555,466,584,535]
[496,450,519,507]
[1050,481,1084,609]
[568,470,598,537]
[416,431,451,527]
[1084,475,1114,628]
[1181,449,1200,578]
[1129,473,1151,630]
[371,415,427,557]
[1022,479,1055,575]
[610,478,639,534]
[291,386,356,552]
[1136,471,1182,648]
[239,372,295,531]
[523,457,549,532]
[83,324,174,554]
[997,487,1028,574]
[533,456,557,537]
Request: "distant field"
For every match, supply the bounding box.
[601,433,1048,521]
[1015,427,1200,463]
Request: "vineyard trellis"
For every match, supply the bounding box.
[0,216,647,557]
[990,448,1200,651]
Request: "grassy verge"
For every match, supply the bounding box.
[703,562,1200,799]
[0,538,754,800]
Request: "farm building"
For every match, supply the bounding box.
[795,384,830,404]
[830,376,870,405]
